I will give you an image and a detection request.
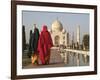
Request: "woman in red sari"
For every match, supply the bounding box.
[38,25,53,65]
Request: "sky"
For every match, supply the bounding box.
[22,11,89,44]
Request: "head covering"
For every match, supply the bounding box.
[42,25,47,32]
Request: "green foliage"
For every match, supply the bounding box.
[82,34,89,50]
[22,25,26,52]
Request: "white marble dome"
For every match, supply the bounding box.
[51,19,63,32]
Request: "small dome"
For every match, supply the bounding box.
[62,29,66,34]
[48,29,52,33]
[51,19,63,32]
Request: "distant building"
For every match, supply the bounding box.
[76,25,80,49]
[76,25,80,45]
[48,19,86,50]
[49,19,69,47]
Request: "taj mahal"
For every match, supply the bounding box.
[48,19,80,48]
[49,19,68,47]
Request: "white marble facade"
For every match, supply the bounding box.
[49,19,69,47]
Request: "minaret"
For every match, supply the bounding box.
[77,25,80,45]
[72,32,74,49]
[67,33,69,47]
[72,32,74,42]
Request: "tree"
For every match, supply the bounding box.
[30,30,32,38]
[28,30,32,58]
[22,25,26,52]
[82,34,89,50]
[29,30,32,49]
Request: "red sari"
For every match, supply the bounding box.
[38,25,53,65]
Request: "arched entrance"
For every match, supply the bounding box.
[55,35,60,46]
